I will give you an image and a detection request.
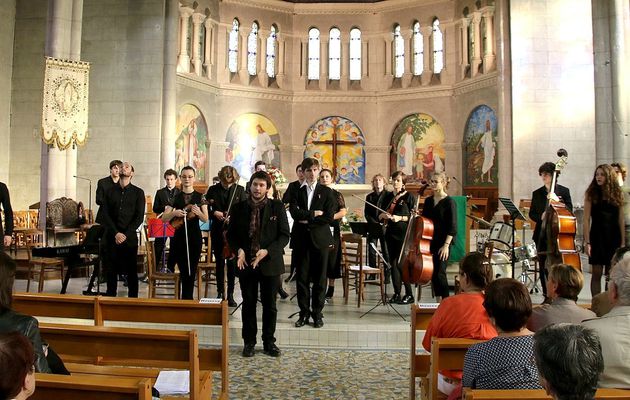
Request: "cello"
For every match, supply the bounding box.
[543,149,580,269]
[399,183,434,285]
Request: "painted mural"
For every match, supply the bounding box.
[225,113,281,181]
[390,113,446,183]
[175,104,208,181]
[303,116,365,184]
[463,105,498,186]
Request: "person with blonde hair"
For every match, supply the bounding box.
[527,264,595,331]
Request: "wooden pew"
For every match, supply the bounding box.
[12,293,229,399]
[464,388,630,399]
[39,323,206,400]
[427,338,483,400]
[31,373,152,400]
[410,303,438,400]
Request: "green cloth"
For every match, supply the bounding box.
[448,195,467,263]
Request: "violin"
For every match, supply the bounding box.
[399,182,434,285]
[170,197,208,230]
[543,149,580,269]
[221,184,240,260]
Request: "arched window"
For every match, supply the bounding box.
[413,22,423,76]
[393,24,404,78]
[247,22,259,76]
[266,25,278,78]
[432,18,444,73]
[308,28,320,80]
[228,19,239,73]
[349,28,361,81]
[329,28,341,80]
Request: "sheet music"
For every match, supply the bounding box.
[155,370,189,395]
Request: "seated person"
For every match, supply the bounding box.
[422,252,498,397]
[591,246,630,317]
[0,331,36,400]
[527,263,595,331]
[534,324,603,400]
[462,278,542,390]
[582,256,630,388]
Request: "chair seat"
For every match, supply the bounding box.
[151,272,179,280]
[348,265,379,273]
[31,257,64,265]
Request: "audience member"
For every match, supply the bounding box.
[582,257,630,388]
[591,246,630,317]
[534,324,603,400]
[527,264,595,331]
[0,332,36,400]
[462,278,541,390]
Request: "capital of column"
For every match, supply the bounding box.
[460,17,470,28]
[420,26,433,37]
[481,6,495,19]
[179,6,193,19]
[471,11,482,26]
[192,12,205,25]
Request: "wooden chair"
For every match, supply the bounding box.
[32,374,152,400]
[196,233,216,300]
[144,227,180,299]
[25,243,64,293]
[342,232,385,307]
[410,303,439,400]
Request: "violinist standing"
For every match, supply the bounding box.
[205,166,247,306]
[422,172,457,302]
[365,174,389,282]
[162,166,208,299]
[380,171,416,304]
[152,169,180,272]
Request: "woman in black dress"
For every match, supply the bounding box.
[583,164,624,296]
[380,171,416,304]
[162,166,209,299]
[422,172,457,302]
[319,169,347,299]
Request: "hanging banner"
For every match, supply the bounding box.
[41,57,90,150]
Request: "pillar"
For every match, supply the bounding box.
[203,18,213,78]
[421,26,432,85]
[610,0,630,165]
[470,11,482,77]
[191,12,205,76]
[177,6,193,73]
[161,0,178,174]
[495,0,512,200]
[459,17,469,79]
[482,6,496,73]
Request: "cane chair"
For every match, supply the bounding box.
[196,233,217,300]
[25,243,65,293]
[342,233,385,307]
[144,226,180,299]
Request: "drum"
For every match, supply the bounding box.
[488,222,514,247]
[514,242,537,261]
[490,251,513,279]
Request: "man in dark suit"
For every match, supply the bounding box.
[0,182,13,250]
[529,161,572,302]
[365,173,389,281]
[282,164,304,281]
[152,169,180,271]
[227,171,290,358]
[289,158,335,328]
[95,160,123,222]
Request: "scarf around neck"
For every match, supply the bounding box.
[248,196,268,256]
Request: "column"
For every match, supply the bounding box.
[319,34,328,89]
[191,12,205,76]
[495,0,512,200]
[300,38,307,78]
[258,30,266,77]
[204,18,213,78]
[459,17,469,79]
[470,11,482,77]
[341,36,349,88]
[421,26,432,85]
[161,0,178,174]
[610,0,630,164]
[177,6,193,73]
[402,28,411,83]
[482,6,496,73]
[277,37,285,78]
[238,28,248,80]
[384,34,392,76]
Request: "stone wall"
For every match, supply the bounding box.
[0,0,16,182]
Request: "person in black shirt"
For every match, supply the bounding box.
[162,166,208,299]
[365,174,389,281]
[97,162,145,297]
[153,169,180,271]
[422,172,457,301]
[282,164,304,282]
[205,166,247,306]
[0,182,13,251]
[95,160,122,222]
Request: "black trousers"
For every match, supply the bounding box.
[386,235,412,296]
[106,242,138,297]
[154,237,176,272]
[172,237,201,300]
[295,241,329,319]
[211,232,236,296]
[431,250,450,298]
[367,233,389,278]
[239,269,281,345]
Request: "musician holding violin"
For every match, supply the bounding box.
[422,172,457,301]
[379,171,417,305]
[161,166,209,300]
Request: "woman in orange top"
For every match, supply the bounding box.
[422,252,498,398]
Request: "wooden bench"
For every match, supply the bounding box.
[39,322,209,400]
[410,303,438,400]
[464,388,630,399]
[13,293,229,399]
[32,373,152,400]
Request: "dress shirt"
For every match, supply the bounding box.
[97,182,145,246]
[303,181,317,209]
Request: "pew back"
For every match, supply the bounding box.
[32,373,152,400]
[464,388,630,400]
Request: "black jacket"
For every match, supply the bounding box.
[0,309,51,373]
[227,199,290,276]
[152,186,180,215]
[289,183,335,250]
[205,183,247,236]
[365,190,388,237]
[0,182,13,238]
[282,180,302,205]
[529,184,572,244]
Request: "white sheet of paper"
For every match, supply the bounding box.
[416,302,440,309]
[155,370,190,395]
[199,297,222,304]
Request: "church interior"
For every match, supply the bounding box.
[0,0,629,398]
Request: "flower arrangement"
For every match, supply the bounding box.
[341,208,364,231]
[267,166,287,184]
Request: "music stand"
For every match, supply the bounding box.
[359,243,406,321]
[498,197,527,278]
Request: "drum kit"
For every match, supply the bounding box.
[469,214,539,289]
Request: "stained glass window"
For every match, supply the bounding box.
[247,22,259,76]
[394,24,404,78]
[413,22,423,76]
[349,28,361,81]
[308,28,320,80]
[228,19,239,73]
[433,18,444,73]
[266,25,277,78]
[329,28,341,80]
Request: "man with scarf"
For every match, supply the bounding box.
[227,171,290,357]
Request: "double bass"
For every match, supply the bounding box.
[544,149,580,269]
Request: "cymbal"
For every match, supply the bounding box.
[466,214,492,228]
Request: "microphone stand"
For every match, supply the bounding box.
[360,243,406,321]
[74,176,93,223]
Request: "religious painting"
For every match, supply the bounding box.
[175,104,208,182]
[463,105,498,186]
[225,113,281,181]
[303,116,365,184]
[390,113,446,183]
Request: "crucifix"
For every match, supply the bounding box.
[311,122,358,180]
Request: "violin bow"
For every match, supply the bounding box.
[351,194,389,215]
